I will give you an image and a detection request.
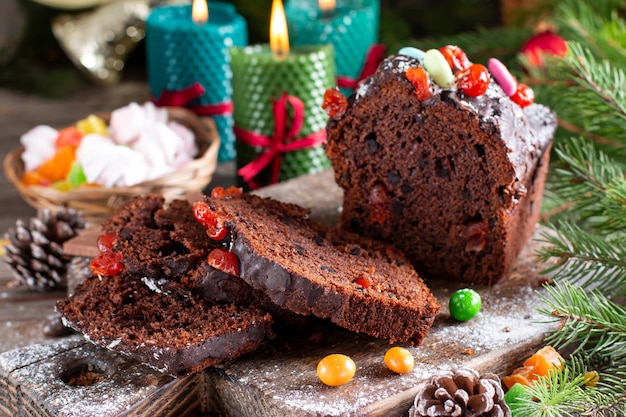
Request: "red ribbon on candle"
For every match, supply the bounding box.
[337,44,386,89]
[151,82,234,116]
[235,93,326,189]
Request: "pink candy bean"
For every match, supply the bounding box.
[488,58,517,96]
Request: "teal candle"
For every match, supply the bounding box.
[285,0,380,94]
[230,44,335,189]
[146,2,247,162]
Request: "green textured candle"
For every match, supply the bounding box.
[230,43,335,189]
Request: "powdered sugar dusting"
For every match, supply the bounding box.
[1,337,175,416]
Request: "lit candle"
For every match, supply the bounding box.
[285,0,382,94]
[145,0,247,162]
[230,0,335,189]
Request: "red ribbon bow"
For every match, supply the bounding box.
[151,82,233,116]
[235,93,326,189]
[337,44,386,89]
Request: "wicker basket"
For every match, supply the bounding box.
[4,107,219,223]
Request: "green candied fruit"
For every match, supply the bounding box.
[67,162,87,188]
[504,382,528,416]
[449,288,481,321]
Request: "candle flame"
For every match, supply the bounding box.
[270,0,289,57]
[319,0,336,13]
[192,0,208,24]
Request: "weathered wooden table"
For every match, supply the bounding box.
[0,84,556,416]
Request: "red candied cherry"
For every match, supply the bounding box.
[368,182,392,224]
[317,354,356,386]
[211,186,243,199]
[322,88,348,118]
[207,248,240,276]
[96,231,118,253]
[439,45,471,72]
[456,63,490,97]
[193,201,228,241]
[90,251,124,277]
[510,83,535,107]
[354,275,372,289]
[405,67,432,101]
[449,288,482,321]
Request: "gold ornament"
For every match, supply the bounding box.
[52,0,150,86]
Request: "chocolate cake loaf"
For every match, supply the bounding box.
[57,274,272,376]
[325,51,556,285]
[194,190,440,345]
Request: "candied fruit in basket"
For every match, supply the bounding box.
[34,146,75,183]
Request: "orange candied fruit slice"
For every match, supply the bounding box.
[35,145,76,183]
[21,170,50,186]
[523,345,564,378]
[502,365,537,389]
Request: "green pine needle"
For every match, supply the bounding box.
[537,283,626,355]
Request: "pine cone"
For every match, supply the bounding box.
[409,367,510,417]
[4,207,85,291]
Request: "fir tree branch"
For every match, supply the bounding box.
[537,283,626,355]
[543,135,626,234]
[537,227,626,296]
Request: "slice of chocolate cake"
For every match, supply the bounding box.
[325,52,556,285]
[194,190,440,345]
[57,274,272,377]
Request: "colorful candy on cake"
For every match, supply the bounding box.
[324,45,557,285]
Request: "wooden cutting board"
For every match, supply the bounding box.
[0,170,557,417]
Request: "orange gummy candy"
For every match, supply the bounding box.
[35,145,76,183]
[523,346,564,378]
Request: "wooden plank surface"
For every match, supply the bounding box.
[0,169,556,417]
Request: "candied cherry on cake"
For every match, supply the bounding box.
[210,186,243,199]
[96,231,118,253]
[439,45,471,73]
[322,88,348,118]
[193,201,228,241]
[405,67,432,101]
[456,63,490,97]
[510,83,535,107]
[207,248,240,276]
[90,251,124,277]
